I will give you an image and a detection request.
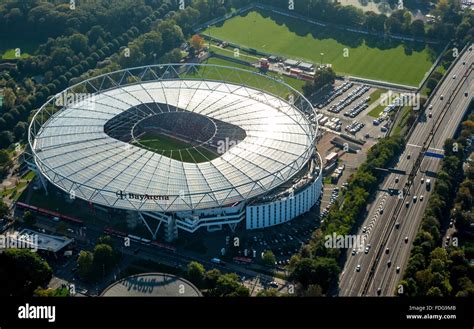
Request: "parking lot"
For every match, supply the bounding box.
[311,80,392,141]
[242,206,321,268]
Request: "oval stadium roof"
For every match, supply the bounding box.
[31,79,315,212]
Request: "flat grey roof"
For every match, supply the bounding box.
[2,229,73,253]
[284,59,299,66]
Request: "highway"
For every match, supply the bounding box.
[339,44,474,296]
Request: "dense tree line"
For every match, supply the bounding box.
[0,0,154,39]
[0,248,53,296]
[288,136,405,294]
[186,261,250,296]
[76,235,121,281]
[400,111,474,297]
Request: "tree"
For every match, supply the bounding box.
[187,261,205,288]
[92,243,115,276]
[204,269,221,289]
[34,287,70,297]
[0,199,9,218]
[159,48,183,64]
[13,122,27,140]
[2,88,16,110]
[154,20,184,52]
[189,34,204,51]
[211,273,249,297]
[410,20,425,37]
[289,257,340,291]
[426,286,443,296]
[0,150,12,168]
[426,78,439,92]
[68,34,89,53]
[0,249,52,296]
[97,235,113,247]
[77,250,93,279]
[23,211,36,227]
[303,66,336,96]
[262,250,276,267]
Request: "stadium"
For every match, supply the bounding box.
[28,64,323,241]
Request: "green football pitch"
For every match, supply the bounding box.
[203,10,444,86]
[135,133,219,163]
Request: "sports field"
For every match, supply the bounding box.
[135,133,219,163]
[183,57,306,97]
[204,10,444,86]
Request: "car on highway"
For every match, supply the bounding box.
[404,236,409,243]
[396,266,400,273]
[407,153,411,159]
[428,112,432,118]
[365,246,370,254]
[406,201,410,208]
[362,226,367,233]
[420,195,424,201]
[426,179,431,190]
[356,264,361,272]
[377,287,382,295]
[395,176,399,183]
[421,177,424,184]
[269,281,279,288]
[352,248,356,255]
[395,222,400,229]
[385,248,390,254]
[465,91,469,97]
[413,195,417,203]
[387,260,392,267]
[379,207,384,214]
[440,95,444,100]
[453,74,456,79]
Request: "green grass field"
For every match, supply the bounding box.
[204,10,444,86]
[185,57,306,98]
[136,133,218,163]
[0,37,36,59]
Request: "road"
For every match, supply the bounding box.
[339,44,474,296]
[23,211,290,296]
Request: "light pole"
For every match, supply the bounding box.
[320,52,324,68]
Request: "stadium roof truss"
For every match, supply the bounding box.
[29,64,317,213]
